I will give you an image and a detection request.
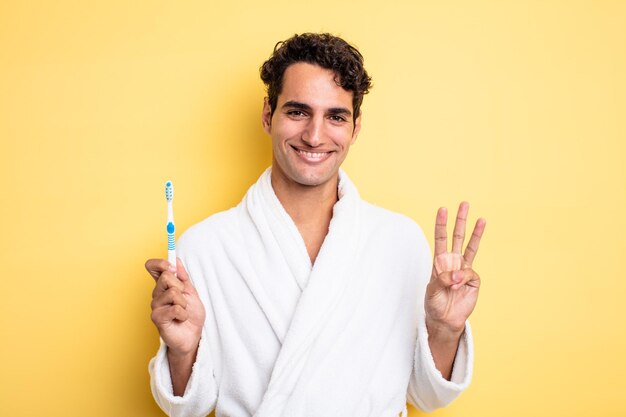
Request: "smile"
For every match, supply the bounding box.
[292,146,333,163]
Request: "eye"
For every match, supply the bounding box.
[329,115,347,123]
[287,110,306,118]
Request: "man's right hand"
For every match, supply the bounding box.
[145,258,206,359]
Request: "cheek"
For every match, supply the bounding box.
[332,127,356,147]
[273,121,300,141]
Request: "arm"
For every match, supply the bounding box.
[146,257,217,416]
[407,202,485,411]
[167,345,199,396]
[426,323,464,381]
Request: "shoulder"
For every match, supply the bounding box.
[361,201,426,240]
[358,200,433,276]
[176,206,240,255]
[359,201,430,255]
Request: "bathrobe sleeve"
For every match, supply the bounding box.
[406,223,474,412]
[149,331,217,417]
[148,231,218,417]
[407,318,474,412]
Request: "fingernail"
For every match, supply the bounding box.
[453,271,461,282]
[168,264,176,272]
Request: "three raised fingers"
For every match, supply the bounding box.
[434,202,486,266]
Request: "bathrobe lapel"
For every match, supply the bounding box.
[250,168,362,417]
[239,169,311,345]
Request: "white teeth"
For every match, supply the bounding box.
[297,149,327,158]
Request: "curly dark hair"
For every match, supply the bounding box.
[260,33,372,123]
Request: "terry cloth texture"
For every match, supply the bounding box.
[149,167,473,417]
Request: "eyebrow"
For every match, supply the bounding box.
[282,101,312,112]
[282,100,352,117]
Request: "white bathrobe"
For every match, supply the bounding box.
[149,168,473,417]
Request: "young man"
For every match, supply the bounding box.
[146,33,485,417]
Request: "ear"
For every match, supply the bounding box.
[350,111,362,145]
[262,98,272,134]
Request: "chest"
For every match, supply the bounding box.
[296,221,330,264]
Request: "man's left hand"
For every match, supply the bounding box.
[425,202,486,338]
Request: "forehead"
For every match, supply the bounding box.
[279,62,353,109]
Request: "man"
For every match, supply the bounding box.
[146,33,486,417]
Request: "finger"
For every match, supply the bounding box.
[145,258,177,281]
[434,207,448,256]
[151,304,189,325]
[463,217,486,267]
[153,270,185,298]
[433,270,458,288]
[451,201,469,254]
[450,268,480,290]
[151,287,188,310]
[430,268,480,290]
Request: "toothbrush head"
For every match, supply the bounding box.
[165,181,174,202]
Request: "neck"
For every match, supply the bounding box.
[270,165,339,264]
[270,167,339,226]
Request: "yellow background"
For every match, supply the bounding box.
[1,1,625,416]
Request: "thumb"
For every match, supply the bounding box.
[176,257,198,295]
[176,257,190,281]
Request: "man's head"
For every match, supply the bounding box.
[260,33,372,125]
[259,33,372,188]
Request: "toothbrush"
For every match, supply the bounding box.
[165,181,176,271]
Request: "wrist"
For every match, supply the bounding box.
[425,318,465,344]
[167,341,200,364]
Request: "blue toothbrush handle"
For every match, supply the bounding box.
[167,222,176,269]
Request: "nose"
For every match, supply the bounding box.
[301,115,323,147]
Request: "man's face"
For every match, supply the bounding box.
[262,62,361,188]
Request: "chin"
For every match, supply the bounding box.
[297,171,337,187]
[280,166,330,187]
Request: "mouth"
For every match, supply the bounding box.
[291,146,333,163]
